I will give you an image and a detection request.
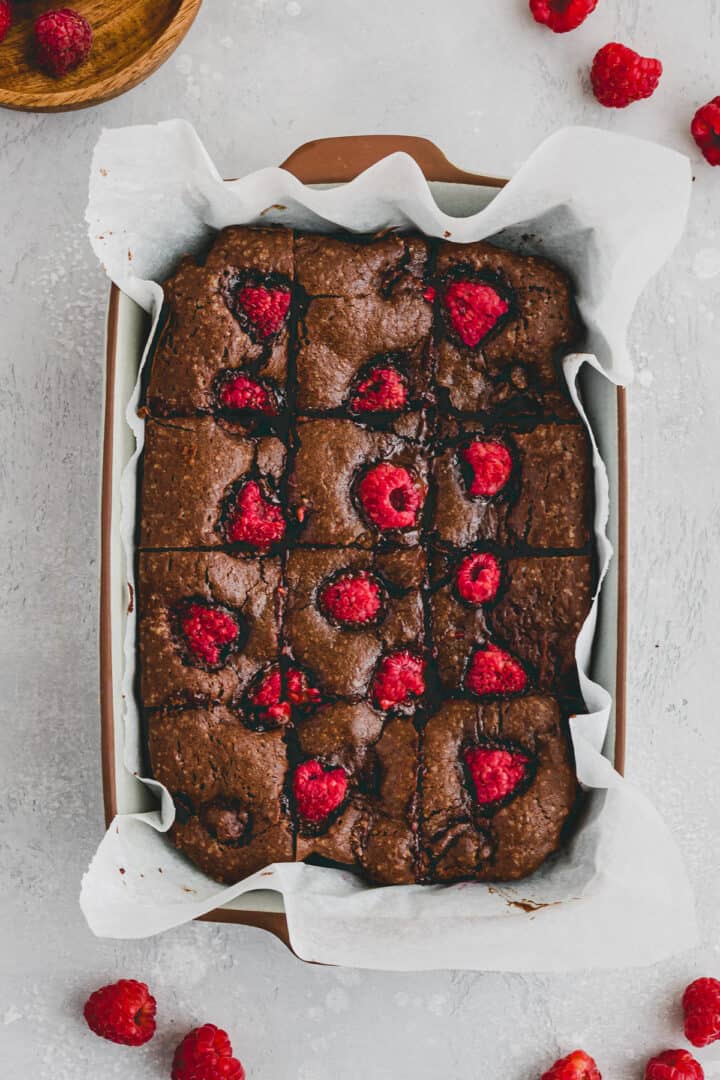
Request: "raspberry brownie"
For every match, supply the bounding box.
[138,224,594,888]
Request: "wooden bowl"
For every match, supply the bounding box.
[0,0,202,112]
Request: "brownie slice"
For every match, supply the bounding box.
[289,419,428,547]
[293,704,419,885]
[284,546,426,699]
[148,705,293,883]
[421,696,577,882]
[430,551,592,694]
[432,421,592,551]
[140,417,286,551]
[432,239,580,418]
[138,551,281,709]
[146,226,293,417]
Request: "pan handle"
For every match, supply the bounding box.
[280,134,506,188]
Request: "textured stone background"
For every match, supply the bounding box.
[1,2,719,1077]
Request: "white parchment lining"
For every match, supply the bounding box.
[81,121,696,970]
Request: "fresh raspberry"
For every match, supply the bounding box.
[529,0,597,33]
[83,979,157,1047]
[541,1051,602,1080]
[293,759,348,822]
[683,977,720,1047]
[181,604,239,666]
[441,280,509,348]
[464,746,530,805]
[691,98,720,166]
[225,480,285,548]
[249,666,290,725]
[590,43,662,108]
[320,571,383,626]
[34,9,93,77]
[372,650,426,711]
[465,643,528,696]
[683,977,720,1013]
[645,1050,704,1080]
[235,284,290,338]
[357,463,424,529]
[350,366,408,413]
[286,667,322,706]
[172,1024,245,1080]
[461,440,513,497]
[456,552,502,604]
[0,2,11,44]
[218,373,276,414]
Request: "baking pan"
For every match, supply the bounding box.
[100,135,628,945]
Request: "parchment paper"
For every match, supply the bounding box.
[80,121,696,970]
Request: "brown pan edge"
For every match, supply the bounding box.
[99,134,628,944]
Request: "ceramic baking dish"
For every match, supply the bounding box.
[99,134,628,948]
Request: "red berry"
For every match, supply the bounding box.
[540,1051,601,1080]
[350,366,408,413]
[320,571,383,626]
[172,1024,245,1080]
[181,604,239,667]
[645,1049,704,1080]
[249,666,291,725]
[235,284,290,337]
[35,8,93,77]
[293,760,348,822]
[683,978,720,1013]
[0,1,11,44]
[286,667,322,706]
[225,480,285,548]
[83,979,157,1047]
[441,280,509,348]
[461,440,513,497]
[529,0,597,33]
[464,746,531,806]
[683,978,720,1047]
[372,650,426,711]
[691,98,720,166]
[218,373,276,413]
[590,43,662,109]
[357,463,425,529]
[465,643,527,696]
[456,552,501,604]
[423,286,437,303]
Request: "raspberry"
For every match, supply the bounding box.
[529,0,597,33]
[0,2,11,44]
[249,666,291,725]
[645,1050,704,1080]
[464,746,530,806]
[372,650,426,711]
[590,43,662,109]
[83,979,157,1047]
[442,280,509,348]
[225,480,285,548]
[172,1024,245,1080]
[456,552,502,604]
[683,978,720,1013]
[34,8,93,77]
[541,1051,602,1080]
[357,463,424,529]
[181,604,239,666]
[692,98,720,166]
[423,286,437,303]
[350,366,408,413]
[235,284,290,338]
[293,760,348,822]
[320,571,383,626]
[218,373,276,414]
[461,440,513,497]
[465,643,528,696]
[683,977,720,1047]
[286,667,322,706]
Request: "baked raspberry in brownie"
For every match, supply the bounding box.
[421,696,577,882]
[288,419,428,547]
[284,546,426,700]
[432,239,580,419]
[148,705,293,883]
[138,551,281,709]
[430,551,592,694]
[140,417,285,550]
[145,227,293,417]
[432,420,592,551]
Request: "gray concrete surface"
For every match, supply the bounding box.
[1,1,719,1077]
